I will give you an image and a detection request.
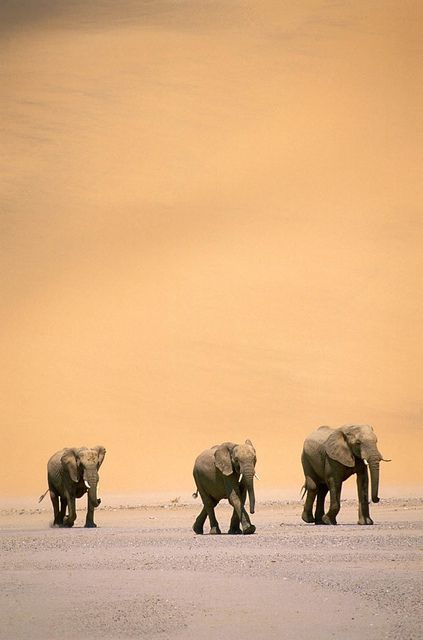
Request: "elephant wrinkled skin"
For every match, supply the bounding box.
[39,446,106,528]
[193,440,257,535]
[301,425,389,525]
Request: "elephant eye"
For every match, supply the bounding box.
[356,440,361,445]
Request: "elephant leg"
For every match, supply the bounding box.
[197,491,221,534]
[301,477,317,523]
[229,484,246,534]
[322,477,341,525]
[226,482,255,535]
[228,509,242,534]
[63,492,76,527]
[50,490,61,526]
[314,485,328,524]
[57,495,67,526]
[356,468,373,525]
[193,506,208,534]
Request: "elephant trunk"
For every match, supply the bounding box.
[84,469,100,508]
[365,454,381,503]
[241,465,256,514]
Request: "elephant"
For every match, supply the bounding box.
[301,424,390,525]
[39,446,106,528]
[192,440,257,535]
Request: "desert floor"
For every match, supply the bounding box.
[1,496,422,640]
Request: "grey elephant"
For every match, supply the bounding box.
[192,440,257,535]
[301,424,390,525]
[39,446,106,528]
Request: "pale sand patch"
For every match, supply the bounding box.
[1,499,422,639]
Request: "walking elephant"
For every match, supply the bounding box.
[39,446,106,527]
[301,425,390,525]
[192,440,257,535]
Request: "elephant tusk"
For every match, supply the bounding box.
[254,473,260,480]
[238,473,243,483]
[84,480,91,489]
[381,458,391,462]
[363,460,369,466]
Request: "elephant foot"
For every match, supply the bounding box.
[301,511,315,524]
[358,517,373,525]
[192,523,204,535]
[85,522,97,528]
[209,526,221,535]
[228,527,242,535]
[242,524,256,535]
[63,520,74,528]
[314,519,324,525]
[322,514,337,525]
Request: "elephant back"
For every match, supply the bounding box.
[47,449,66,471]
[304,426,334,448]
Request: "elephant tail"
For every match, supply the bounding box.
[192,490,199,499]
[38,489,49,503]
[300,476,317,500]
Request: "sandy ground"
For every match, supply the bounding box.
[1,496,422,639]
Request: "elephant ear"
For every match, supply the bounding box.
[61,448,79,483]
[94,446,106,469]
[325,431,355,467]
[245,439,256,453]
[214,443,234,476]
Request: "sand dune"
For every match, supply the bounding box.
[1,1,422,496]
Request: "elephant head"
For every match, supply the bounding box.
[61,446,106,508]
[325,425,389,503]
[214,440,257,513]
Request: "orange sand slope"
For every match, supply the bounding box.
[1,1,422,496]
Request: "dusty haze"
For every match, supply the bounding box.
[1,1,422,498]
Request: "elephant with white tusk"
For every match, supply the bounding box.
[192,440,257,535]
[39,446,106,528]
[301,424,390,525]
